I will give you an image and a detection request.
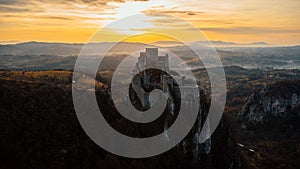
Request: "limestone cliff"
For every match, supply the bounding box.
[238,80,300,129]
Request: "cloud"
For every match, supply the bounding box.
[0,0,22,5]
[0,6,31,12]
[0,0,150,31]
[38,16,75,21]
[198,27,300,34]
[0,0,148,25]
[143,9,204,16]
[0,0,150,13]
[52,0,149,6]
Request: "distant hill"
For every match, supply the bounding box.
[192,40,272,47]
[150,40,273,47]
[1,41,300,70]
[0,42,83,56]
[0,41,156,56]
[0,41,275,57]
[150,41,184,47]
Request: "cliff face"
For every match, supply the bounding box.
[234,80,300,169]
[0,72,216,169]
[238,81,300,129]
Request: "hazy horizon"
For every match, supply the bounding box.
[0,40,298,47]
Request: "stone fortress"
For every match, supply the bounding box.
[132,48,199,107]
[129,48,212,158]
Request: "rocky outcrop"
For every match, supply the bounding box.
[238,81,300,128]
[233,80,300,169]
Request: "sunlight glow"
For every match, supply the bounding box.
[0,0,299,45]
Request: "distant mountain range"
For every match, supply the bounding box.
[151,40,272,47]
[0,40,279,56]
[1,41,300,71]
[193,40,272,47]
[0,41,155,56]
[150,41,184,47]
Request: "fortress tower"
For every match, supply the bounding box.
[135,48,169,72]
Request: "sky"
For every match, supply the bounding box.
[0,0,299,45]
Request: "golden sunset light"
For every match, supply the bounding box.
[0,0,299,45]
[1,1,300,168]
